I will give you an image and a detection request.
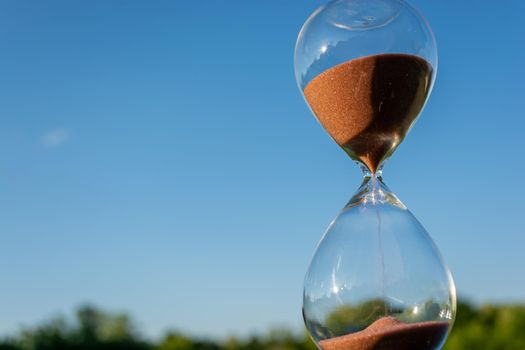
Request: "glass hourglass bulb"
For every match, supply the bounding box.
[294,0,456,349]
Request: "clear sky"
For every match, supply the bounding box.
[0,0,524,340]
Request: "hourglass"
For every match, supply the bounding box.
[294,0,456,349]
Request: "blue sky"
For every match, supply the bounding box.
[0,0,524,339]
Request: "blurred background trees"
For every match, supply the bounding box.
[1,301,524,350]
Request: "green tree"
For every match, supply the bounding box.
[156,332,194,350]
[444,302,525,350]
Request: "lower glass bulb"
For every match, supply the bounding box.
[303,174,456,350]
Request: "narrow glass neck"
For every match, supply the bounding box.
[346,165,405,209]
[359,162,383,178]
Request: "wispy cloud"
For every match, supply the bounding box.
[41,128,72,148]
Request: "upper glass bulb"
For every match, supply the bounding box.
[294,0,437,173]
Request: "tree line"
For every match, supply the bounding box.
[0,301,524,350]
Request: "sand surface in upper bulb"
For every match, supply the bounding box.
[304,54,432,173]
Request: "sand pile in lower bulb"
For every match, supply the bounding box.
[318,317,449,350]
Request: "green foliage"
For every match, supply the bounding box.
[156,332,194,350]
[443,303,525,350]
[323,298,444,334]
[1,301,525,350]
[3,305,150,350]
[325,299,389,335]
